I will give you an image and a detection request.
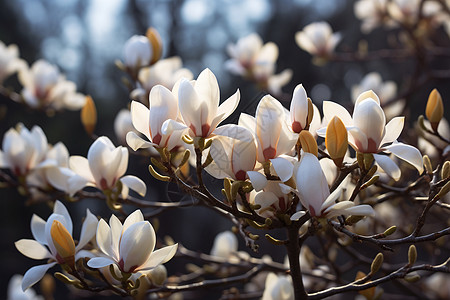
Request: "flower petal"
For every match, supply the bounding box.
[290,210,307,221]
[120,222,156,272]
[76,209,98,252]
[126,132,154,151]
[15,239,51,260]
[130,100,151,139]
[322,101,353,127]
[270,157,294,182]
[384,142,424,174]
[87,257,116,269]
[139,244,178,271]
[53,200,73,236]
[373,154,401,181]
[22,262,56,291]
[247,171,267,192]
[216,89,240,124]
[123,209,145,232]
[380,117,404,145]
[31,214,47,246]
[120,175,147,197]
[96,219,116,259]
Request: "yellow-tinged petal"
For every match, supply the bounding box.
[50,220,75,265]
[81,95,97,136]
[299,130,318,157]
[425,88,444,132]
[325,116,348,167]
[146,27,162,65]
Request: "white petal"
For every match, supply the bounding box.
[247,171,267,192]
[195,68,220,118]
[96,219,116,259]
[76,209,98,251]
[342,205,375,216]
[21,262,56,291]
[123,209,145,232]
[120,175,147,197]
[384,142,423,174]
[53,200,73,235]
[322,101,353,126]
[15,239,51,260]
[120,222,156,272]
[290,211,306,221]
[270,157,294,182]
[69,156,95,183]
[130,101,151,139]
[373,154,401,181]
[87,257,116,269]
[30,214,47,245]
[139,244,178,271]
[178,79,202,135]
[216,89,240,124]
[323,201,354,215]
[126,132,153,151]
[380,117,404,145]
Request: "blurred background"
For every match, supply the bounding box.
[0,0,449,298]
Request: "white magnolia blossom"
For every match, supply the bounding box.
[172,68,240,138]
[261,273,294,300]
[87,210,178,274]
[131,57,193,100]
[0,40,26,83]
[127,84,187,151]
[68,136,146,198]
[0,124,47,176]
[354,0,388,33]
[351,72,403,120]
[210,231,238,259]
[318,90,423,180]
[240,95,297,163]
[15,201,98,291]
[225,33,292,95]
[290,153,375,219]
[295,22,341,57]
[206,125,257,181]
[18,60,86,110]
[7,275,43,300]
[123,35,152,68]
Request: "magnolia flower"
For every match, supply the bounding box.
[210,231,238,259]
[206,125,257,181]
[69,136,146,198]
[123,35,152,68]
[0,124,47,177]
[15,201,98,291]
[354,0,388,33]
[290,153,375,219]
[18,60,85,110]
[295,22,341,57]
[240,95,297,163]
[225,33,292,95]
[0,40,26,83]
[351,72,403,120]
[319,90,423,180]
[262,273,294,300]
[7,275,43,300]
[127,85,187,151]
[175,68,240,138]
[87,210,178,274]
[131,57,193,101]
[249,180,293,219]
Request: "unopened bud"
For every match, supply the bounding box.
[306,98,314,128]
[364,153,374,171]
[299,130,318,157]
[404,273,420,282]
[408,245,417,265]
[345,215,364,226]
[423,155,433,175]
[325,116,348,167]
[441,161,450,179]
[146,27,163,65]
[371,253,384,274]
[147,265,167,286]
[81,96,97,136]
[383,226,397,236]
[50,220,75,267]
[425,89,444,132]
[437,181,450,199]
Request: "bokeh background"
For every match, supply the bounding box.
[1,0,449,298]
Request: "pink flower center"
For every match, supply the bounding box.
[292,121,303,133]
[234,170,246,181]
[263,147,276,161]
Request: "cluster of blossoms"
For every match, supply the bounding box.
[15,201,177,291]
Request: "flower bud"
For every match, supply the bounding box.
[383,226,397,236]
[423,155,433,175]
[425,89,444,132]
[50,220,75,267]
[123,35,152,68]
[81,96,97,136]
[370,253,383,274]
[441,161,450,179]
[299,130,318,157]
[325,116,348,167]
[408,245,417,265]
[146,27,163,65]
